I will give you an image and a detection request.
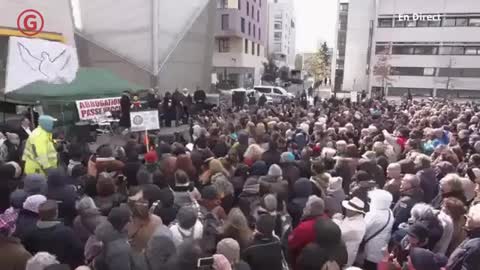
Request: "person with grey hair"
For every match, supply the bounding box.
[431,173,467,209]
[384,163,402,204]
[393,174,424,230]
[414,154,438,203]
[288,196,327,265]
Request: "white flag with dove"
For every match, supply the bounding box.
[5,36,79,93]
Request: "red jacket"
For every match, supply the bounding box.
[287,214,328,267]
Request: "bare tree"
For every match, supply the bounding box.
[304,42,331,83]
[373,44,395,97]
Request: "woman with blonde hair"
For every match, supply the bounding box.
[199,158,230,186]
[243,144,264,167]
[219,208,253,251]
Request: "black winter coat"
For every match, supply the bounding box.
[14,209,39,242]
[242,235,284,270]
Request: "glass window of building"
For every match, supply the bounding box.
[274,23,282,30]
[406,20,417,27]
[241,18,245,33]
[451,46,465,55]
[417,20,429,27]
[221,14,229,30]
[218,38,230,52]
[456,18,468,26]
[245,39,249,53]
[257,44,260,56]
[465,47,479,55]
[469,18,480,26]
[340,3,348,12]
[442,17,456,27]
[274,32,281,41]
[378,18,392,28]
[394,18,406,27]
[428,20,441,27]
[238,0,241,10]
[247,1,250,15]
[424,68,435,76]
[248,22,251,35]
[252,41,255,55]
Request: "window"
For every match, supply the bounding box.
[218,0,228,9]
[469,18,480,26]
[442,18,456,27]
[252,41,255,55]
[392,46,414,55]
[378,18,392,28]
[259,28,261,39]
[241,17,245,33]
[252,6,254,19]
[406,20,417,27]
[273,43,281,52]
[424,68,435,76]
[375,45,389,54]
[439,46,452,55]
[417,20,429,27]
[221,14,229,30]
[273,88,283,94]
[274,22,282,30]
[465,47,479,55]
[340,3,348,11]
[257,44,260,56]
[257,10,260,22]
[428,20,441,27]
[414,46,437,55]
[254,87,271,94]
[245,39,248,53]
[451,46,465,55]
[456,18,468,26]
[274,13,282,20]
[218,38,230,52]
[253,25,256,38]
[274,32,281,41]
[259,0,261,7]
[238,0,241,10]
[248,22,251,35]
[247,1,249,16]
[394,18,406,27]
[390,67,425,76]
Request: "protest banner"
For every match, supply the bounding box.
[130,110,160,132]
[76,97,121,120]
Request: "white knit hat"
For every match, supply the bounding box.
[23,195,47,213]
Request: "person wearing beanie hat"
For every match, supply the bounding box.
[408,248,447,270]
[14,194,47,241]
[169,206,203,247]
[243,214,284,270]
[144,150,159,174]
[23,174,48,196]
[267,164,283,179]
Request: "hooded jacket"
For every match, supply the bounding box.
[287,178,313,228]
[46,169,78,226]
[364,190,394,263]
[22,115,57,175]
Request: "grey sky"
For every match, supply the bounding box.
[295,0,337,53]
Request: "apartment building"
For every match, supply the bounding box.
[334,0,480,99]
[332,0,349,92]
[267,0,296,68]
[213,0,268,89]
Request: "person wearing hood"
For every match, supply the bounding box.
[0,210,32,270]
[349,171,376,211]
[23,115,58,175]
[287,178,313,228]
[288,196,327,267]
[23,173,48,196]
[169,206,204,247]
[46,169,78,226]
[23,200,84,268]
[332,197,366,267]
[14,194,47,242]
[414,154,438,203]
[362,189,393,270]
[94,206,134,270]
[392,174,424,231]
[447,203,480,270]
[324,177,346,217]
[259,164,289,207]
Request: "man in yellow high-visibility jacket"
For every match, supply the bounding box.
[22,115,58,175]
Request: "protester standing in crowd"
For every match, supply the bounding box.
[2,94,480,270]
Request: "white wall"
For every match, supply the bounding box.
[0,0,75,46]
[378,0,480,14]
[342,0,375,91]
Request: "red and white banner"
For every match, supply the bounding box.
[76,97,121,120]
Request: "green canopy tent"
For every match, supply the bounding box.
[1,67,145,133]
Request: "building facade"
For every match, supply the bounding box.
[332,0,349,92]
[213,0,268,89]
[267,0,296,68]
[334,0,480,99]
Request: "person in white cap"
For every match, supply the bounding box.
[333,197,366,267]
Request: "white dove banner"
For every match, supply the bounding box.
[5,36,79,93]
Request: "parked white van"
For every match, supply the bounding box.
[253,86,295,103]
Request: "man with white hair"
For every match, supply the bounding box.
[447,204,480,270]
[26,252,59,270]
[392,174,424,230]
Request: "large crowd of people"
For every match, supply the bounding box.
[1,94,480,270]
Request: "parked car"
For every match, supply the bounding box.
[253,86,295,103]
